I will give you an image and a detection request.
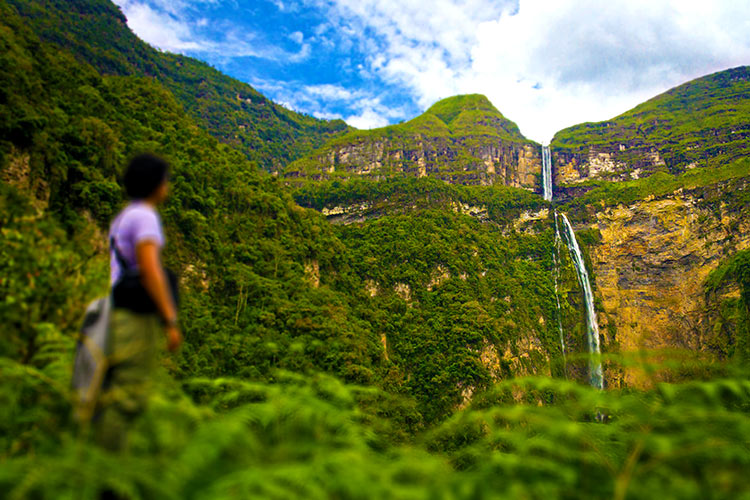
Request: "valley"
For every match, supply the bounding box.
[1,1,749,498]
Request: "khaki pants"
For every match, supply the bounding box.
[94,308,162,451]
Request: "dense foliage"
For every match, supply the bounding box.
[293,176,545,215]
[552,66,750,178]
[6,0,351,172]
[0,0,388,388]
[4,352,749,499]
[2,0,750,498]
[292,176,614,418]
[704,250,750,362]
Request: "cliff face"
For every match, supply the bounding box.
[563,166,750,387]
[537,67,750,385]
[286,95,542,191]
[551,66,750,190]
[553,144,667,185]
[292,138,540,188]
[588,180,748,341]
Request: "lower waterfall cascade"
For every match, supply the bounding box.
[543,145,604,389]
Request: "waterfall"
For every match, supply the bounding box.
[544,146,567,372]
[542,145,553,201]
[559,213,604,389]
[553,213,567,376]
[544,144,602,387]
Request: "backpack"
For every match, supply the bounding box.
[110,235,179,313]
[71,295,112,422]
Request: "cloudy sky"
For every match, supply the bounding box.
[113,0,750,143]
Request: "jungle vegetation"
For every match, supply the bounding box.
[1,1,750,498]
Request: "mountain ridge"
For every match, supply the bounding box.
[551,65,750,197]
[6,0,352,172]
[3,1,750,497]
[285,93,541,190]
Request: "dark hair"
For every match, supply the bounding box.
[123,153,169,200]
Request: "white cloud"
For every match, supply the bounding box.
[113,0,309,62]
[314,0,750,142]
[312,110,344,120]
[346,108,390,129]
[304,84,353,100]
[250,79,404,129]
[114,0,204,52]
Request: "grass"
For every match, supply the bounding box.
[285,95,535,179]
[561,156,750,210]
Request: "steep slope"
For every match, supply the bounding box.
[7,0,351,172]
[0,0,579,424]
[286,95,542,190]
[0,1,386,391]
[292,176,593,419]
[551,66,750,191]
[551,67,750,382]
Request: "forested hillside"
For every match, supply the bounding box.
[6,0,351,172]
[286,94,542,190]
[2,0,750,498]
[549,68,750,379]
[551,66,750,191]
[0,0,583,425]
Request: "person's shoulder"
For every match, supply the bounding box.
[119,203,161,230]
[124,202,159,220]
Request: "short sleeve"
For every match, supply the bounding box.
[129,206,164,247]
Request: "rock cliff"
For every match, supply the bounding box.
[551,66,750,195]
[285,95,542,190]
[551,65,750,383]
[567,176,750,385]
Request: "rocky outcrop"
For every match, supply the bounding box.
[552,143,667,185]
[577,178,750,384]
[290,138,541,189]
[285,95,543,192]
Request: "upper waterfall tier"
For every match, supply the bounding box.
[542,145,553,201]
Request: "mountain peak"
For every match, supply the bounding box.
[425,94,526,141]
[426,94,498,124]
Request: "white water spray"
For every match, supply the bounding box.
[544,146,566,371]
[553,213,567,375]
[542,145,553,201]
[559,213,604,389]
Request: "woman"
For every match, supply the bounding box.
[96,152,182,451]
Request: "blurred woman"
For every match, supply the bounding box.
[96,152,181,451]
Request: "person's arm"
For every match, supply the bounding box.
[135,240,182,352]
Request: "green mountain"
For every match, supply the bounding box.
[551,66,750,193]
[2,0,750,498]
[0,0,569,430]
[0,0,392,388]
[286,94,543,190]
[548,68,750,384]
[6,0,351,172]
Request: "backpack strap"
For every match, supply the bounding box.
[109,204,136,271]
[110,236,131,271]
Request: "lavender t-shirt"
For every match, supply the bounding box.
[109,202,165,284]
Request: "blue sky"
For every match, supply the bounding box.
[113,0,750,143]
